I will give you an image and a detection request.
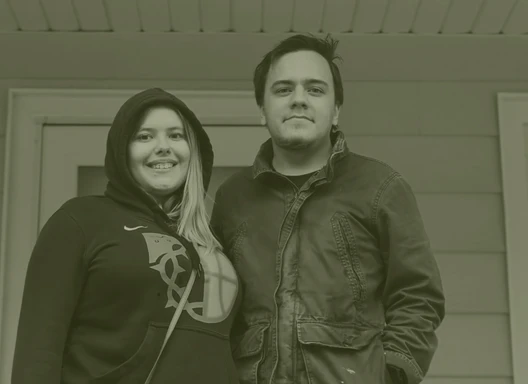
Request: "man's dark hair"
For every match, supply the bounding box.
[253,34,344,108]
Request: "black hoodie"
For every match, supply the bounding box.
[12,89,242,384]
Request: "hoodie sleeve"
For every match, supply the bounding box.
[12,208,87,384]
[374,174,445,384]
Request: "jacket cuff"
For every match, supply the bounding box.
[385,350,423,384]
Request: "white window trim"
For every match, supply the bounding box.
[497,92,528,384]
[0,88,260,384]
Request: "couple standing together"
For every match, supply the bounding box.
[12,34,445,384]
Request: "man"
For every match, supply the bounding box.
[211,34,445,384]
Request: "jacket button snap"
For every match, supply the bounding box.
[343,335,354,345]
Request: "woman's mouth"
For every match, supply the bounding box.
[149,163,176,170]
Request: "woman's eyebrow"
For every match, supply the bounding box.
[137,126,184,131]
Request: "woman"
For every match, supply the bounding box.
[12,88,242,383]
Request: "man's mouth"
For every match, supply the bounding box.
[285,116,312,122]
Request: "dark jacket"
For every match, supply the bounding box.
[211,131,445,384]
[11,88,241,384]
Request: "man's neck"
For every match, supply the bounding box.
[271,140,332,176]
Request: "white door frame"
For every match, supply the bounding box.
[497,92,528,384]
[0,88,263,384]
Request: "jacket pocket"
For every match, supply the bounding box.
[331,212,367,306]
[232,322,270,384]
[92,322,167,384]
[297,321,386,384]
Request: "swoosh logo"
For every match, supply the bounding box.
[124,225,148,231]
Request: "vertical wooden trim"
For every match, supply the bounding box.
[497,92,528,384]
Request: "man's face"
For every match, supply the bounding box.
[260,50,340,151]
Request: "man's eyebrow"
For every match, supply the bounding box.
[270,79,330,87]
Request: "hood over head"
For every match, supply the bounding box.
[104,88,213,274]
[104,87,213,216]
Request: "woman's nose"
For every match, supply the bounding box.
[155,136,171,154]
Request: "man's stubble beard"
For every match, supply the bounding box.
[271,124,313,150]
[275,135,311,150]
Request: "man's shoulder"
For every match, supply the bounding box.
[216,166,254,194]
[343,151,400,182]
[341,152,419,203]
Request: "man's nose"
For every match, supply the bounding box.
[290,86,308,108]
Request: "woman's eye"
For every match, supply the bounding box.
[136,134,151,141]
[170,133,184,140]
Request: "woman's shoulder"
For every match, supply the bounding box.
[44,196,124,235]
[60,195,113,213]
[56,196,123,225]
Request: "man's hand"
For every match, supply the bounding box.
[387,364,408,384]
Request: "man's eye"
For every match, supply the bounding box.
[309,88,324,94]
[276,88,291,94]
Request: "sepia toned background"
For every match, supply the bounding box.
[1,1,528,383]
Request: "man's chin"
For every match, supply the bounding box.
[275,136,312,150]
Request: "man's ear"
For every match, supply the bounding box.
[332,104,341,126]
[260,106,267,126]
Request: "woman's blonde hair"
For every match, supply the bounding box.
[135,106,222,257]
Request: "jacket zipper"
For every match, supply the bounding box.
[266,146,343,382]
[269,186,300,384]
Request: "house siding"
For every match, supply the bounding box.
[1,43,527,382]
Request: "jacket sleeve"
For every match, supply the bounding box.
[11,208,87,384]
[210,184,247,347]
[374,174,445,384]
[210,185,226,248]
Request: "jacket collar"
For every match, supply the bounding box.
[252,130,349,182]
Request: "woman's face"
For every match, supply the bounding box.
[128,107,191,202]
